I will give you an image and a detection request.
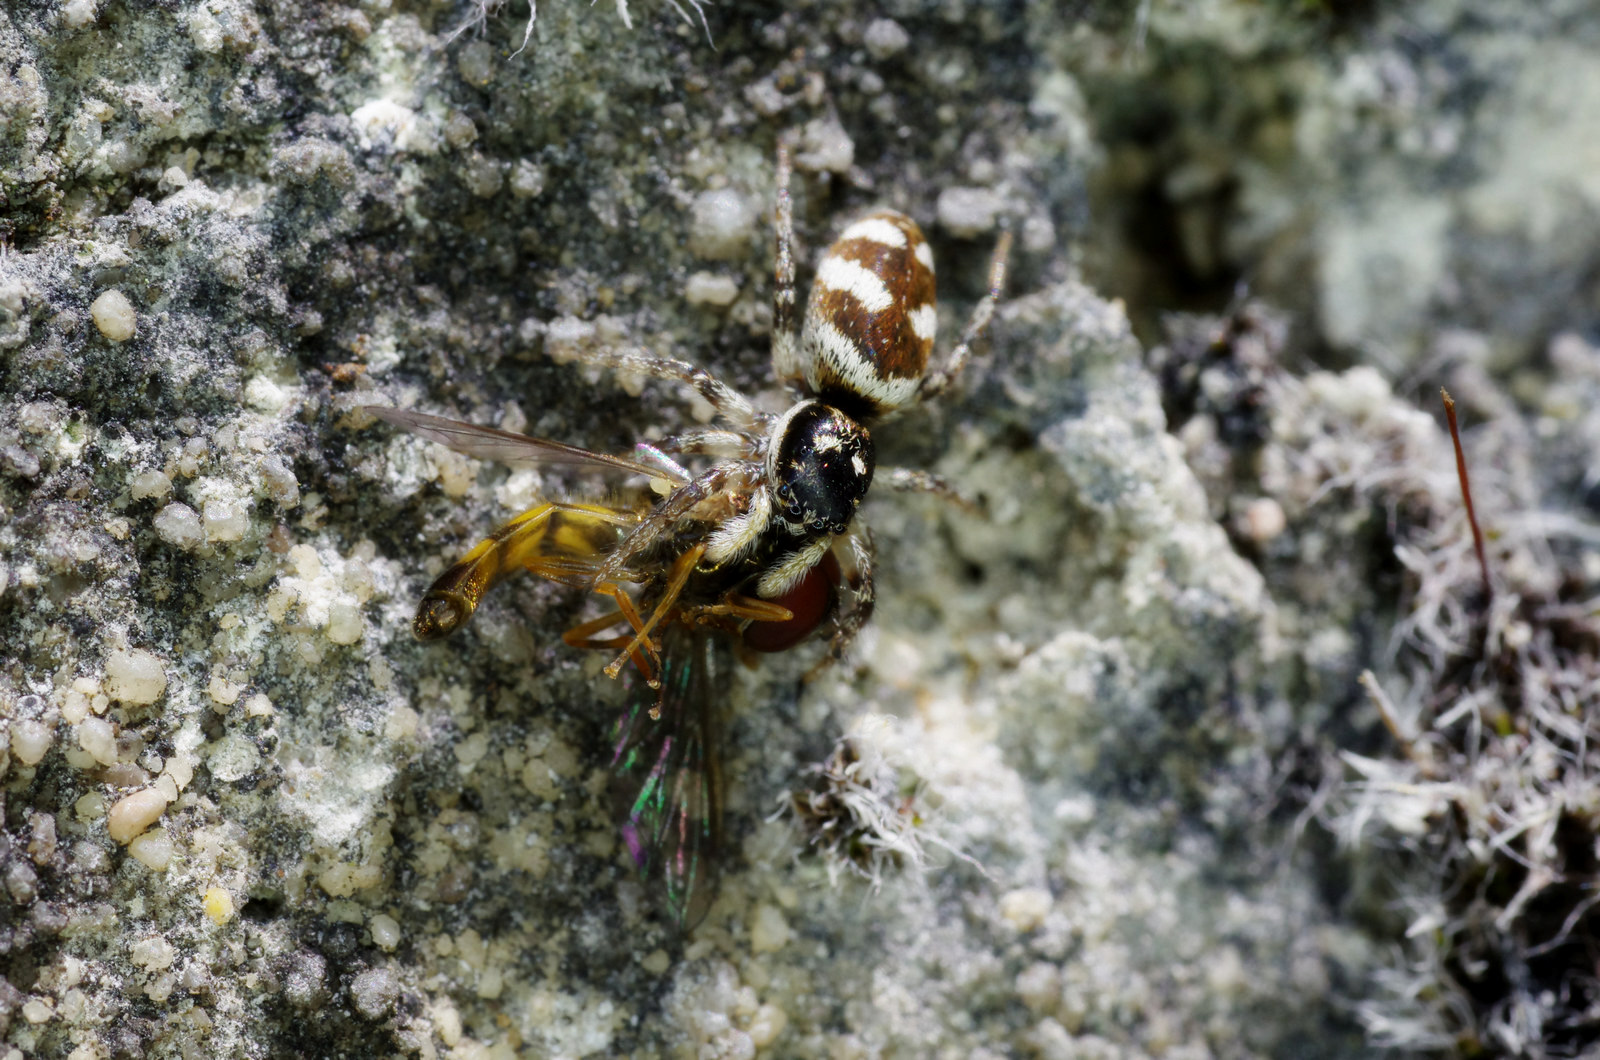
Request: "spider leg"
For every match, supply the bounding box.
[917,228,1012,401]
[562,345,767,432]
[771,138,804,389]
[592,461,759,590]
[654,427,764,460]
[703,482,772,566]
[755,534,833,599]
[879,466,980,515]
[808,522,875,680]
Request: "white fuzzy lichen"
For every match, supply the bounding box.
[446,0,712,58]
[784,714,980,892]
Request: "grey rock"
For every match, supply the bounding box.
[349,966,400,1020]
[3,0,1597,1057]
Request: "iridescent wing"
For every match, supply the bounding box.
[366,406,678,480]
[611,626,722,929]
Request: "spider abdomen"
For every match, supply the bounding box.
[800,211,937,419]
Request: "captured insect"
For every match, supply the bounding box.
[368,142,1010,926]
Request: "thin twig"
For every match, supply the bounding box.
[1441,388,1492,602]
[1360,669,1435,776]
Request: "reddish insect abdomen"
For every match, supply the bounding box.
[742,551,841,653]
[800,211,937,418]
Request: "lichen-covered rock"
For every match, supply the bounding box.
[3,0,1597,1057]
[1088,0,1600,373]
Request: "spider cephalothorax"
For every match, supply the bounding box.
[767,400,875,539]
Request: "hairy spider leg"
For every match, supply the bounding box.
[590,461,759,593]
[880,466,980,515]
[917,229,1013,401]
[562,345,767,433]
[771,138,802,387]
[654,428,765,461]
[808,523,876,680]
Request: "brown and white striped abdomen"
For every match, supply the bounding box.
[799,211,937,418]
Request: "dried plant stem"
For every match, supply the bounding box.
[1360,670,1434,775]
[1441,388,1491,602]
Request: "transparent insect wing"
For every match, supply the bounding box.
[365,406,673,479]
[611,627,721,928]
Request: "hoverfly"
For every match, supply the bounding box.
[369,142,1009,927]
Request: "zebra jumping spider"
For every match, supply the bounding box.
[366,144,1009,924]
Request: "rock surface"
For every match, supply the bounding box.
[2,0,1598,1057]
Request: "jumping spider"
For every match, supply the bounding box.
[372,142,1009,678]
[368,140,1010,924]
